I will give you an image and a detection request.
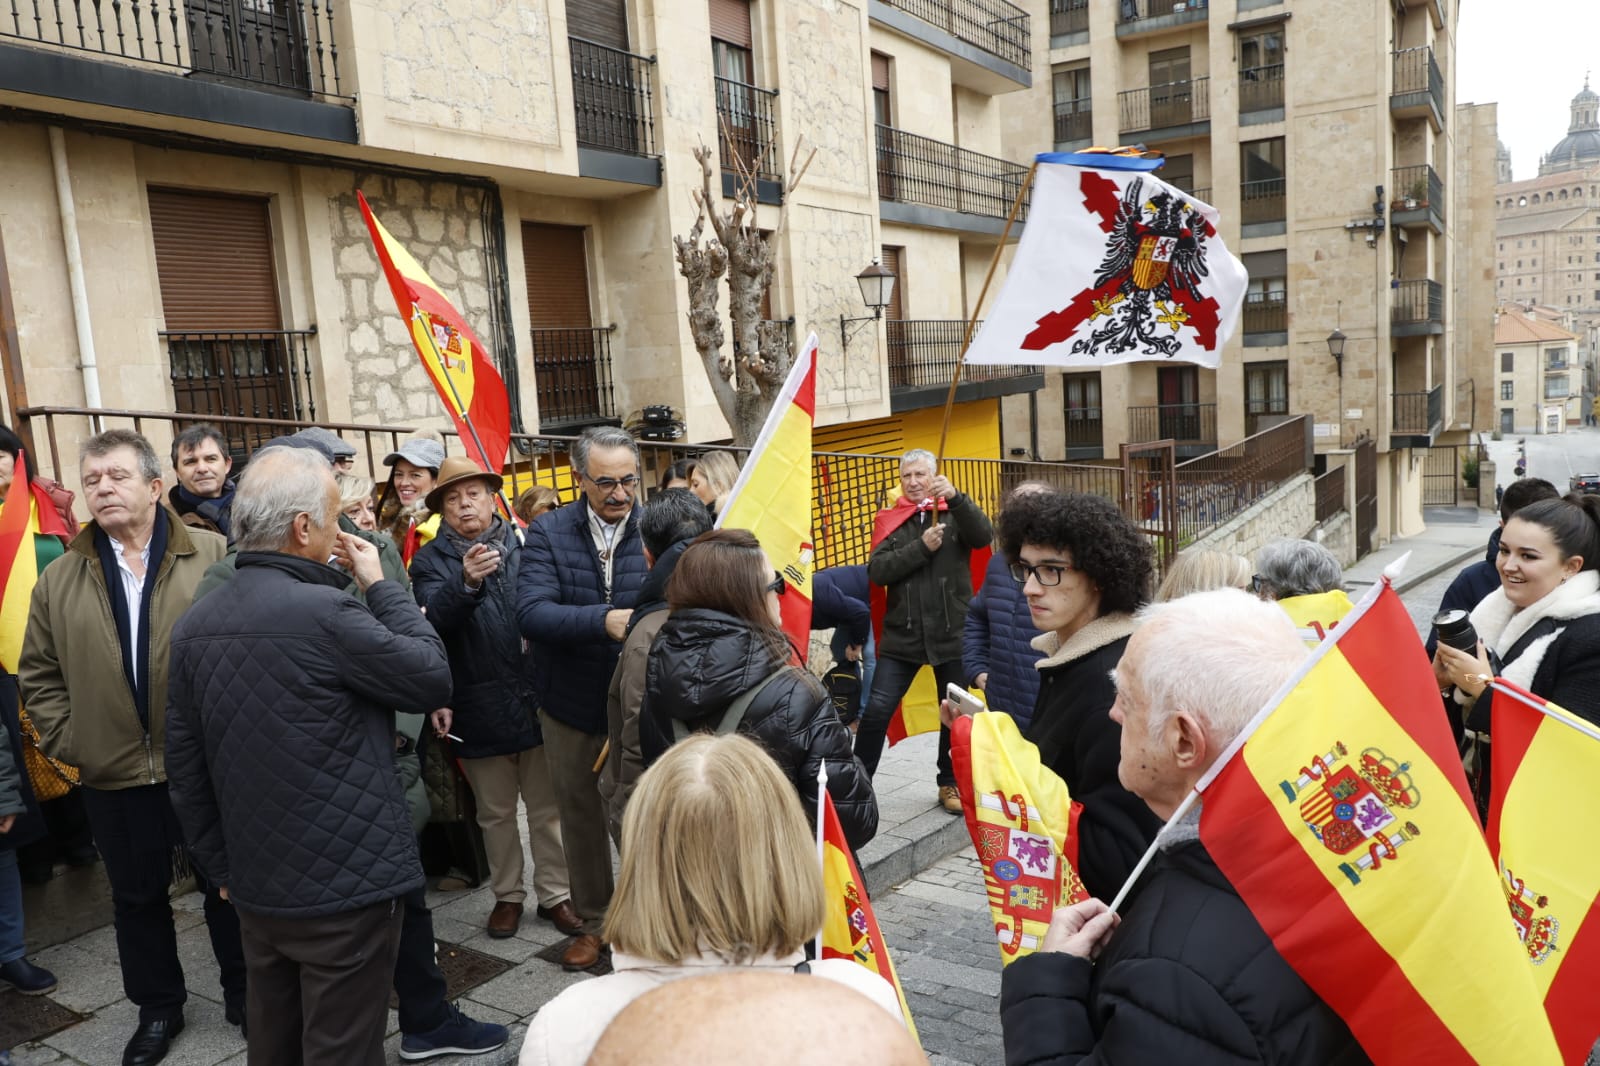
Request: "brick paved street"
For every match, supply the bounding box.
[876,853,1004,1066]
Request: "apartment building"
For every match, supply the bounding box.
[0,0,1042,474]
[996,0,1478,545]
[1492,306,1580,434]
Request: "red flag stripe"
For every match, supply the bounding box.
[1545,894,1600,1059]
[1202,755,1477,1063]
[1482,686,1543,849]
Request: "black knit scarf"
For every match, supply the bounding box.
[94,507,169,731]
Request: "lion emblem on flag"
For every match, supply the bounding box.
[1022,173,1222,358]
[1278,742,1422,886]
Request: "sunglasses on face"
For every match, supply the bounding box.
[768,570,787,596]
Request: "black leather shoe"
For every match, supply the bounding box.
[123,1016,185,1066]
[225,998,248,1038]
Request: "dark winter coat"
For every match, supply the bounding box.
[868,494,993,665]
[1000,831,1369,1066]
[169,481,236,540]
[516,499,648,735]
[166,552,450,918]
[811,565,870,646]
[639,608,878,851]
[1424,526,1501,657]
[964,553,1042,729]
[1026,617,1162,905]
[411,516,541,758]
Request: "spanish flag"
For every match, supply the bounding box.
[949,711,1087,964]
[1,456,71,672]
[1195,580,1560,1064]
[716,334,817,661]
[816,775,918,1040]
[1486,680,1600,1063]
[868,504,990,743]
[357,192,511,475]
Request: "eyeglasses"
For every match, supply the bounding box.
[768,570,787,596]
[1010,562,1070,587]
[582,472,641,493]
[1250,574,1268,595]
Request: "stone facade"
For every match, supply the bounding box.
[1188,473,1316,563]
[1312,510,1356,570]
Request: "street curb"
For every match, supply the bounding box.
[860,809,972,898]
[1347,542,1484,596]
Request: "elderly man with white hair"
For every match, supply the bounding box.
[166,447,453,1066]
[999,589,1369,1066]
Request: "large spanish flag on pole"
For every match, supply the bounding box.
[1485,680,1600,1063]
[716,333,817,661]
[949,711,1088,965]
[815,767,918,1041]
[1189,578,1560,1064]
[357,192,511,474]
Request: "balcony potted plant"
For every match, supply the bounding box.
[1401,176,1428,210]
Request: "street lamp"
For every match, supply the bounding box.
[840,259,897,351]
[1326,328,1347,376]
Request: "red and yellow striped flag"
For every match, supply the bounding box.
[949,711,1087,964]
[817,784,918,1041]
[1196,581,1560,1064]
[1,457,68,672]
[1486,679,1600,1063]
[357,192,511,474]
[716,334,817,661]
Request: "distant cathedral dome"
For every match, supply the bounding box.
[1541,77,1600,175]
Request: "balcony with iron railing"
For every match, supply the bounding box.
[876,125,1031,232]
[570,37,659,184]
[529,326,617,430]
[1240,177,1286,226]
[875,0,1032,76]
[1128,403,1218,452]
[1547,352,1570,371]
[1392,279,1444,336]
[1183,186,1213,204]
[1118,77,1210,139]
[1064,406,1103,451]
[885,319,1037,409]
[1389,163,1444,232]
[715,75,783,198]
[1117,0,1209,36]
[0,0,352,139]
[1392,384,1443,442]
[1314,465,1347,523]
[1242,291,1287,338]
[1053,103,1093,147]
[1391,46,1444,131]
[1239,63,1283,115]
[1050,0,1088,37]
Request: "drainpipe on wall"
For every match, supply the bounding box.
[48,126,103,427]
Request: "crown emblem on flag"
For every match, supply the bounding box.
[1278,741,1423,887]
[1501,865,1561,964]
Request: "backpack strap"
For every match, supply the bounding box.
[671,666,794,744]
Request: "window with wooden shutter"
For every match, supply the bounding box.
[147,187,302,449]
[566,0,629,48]
[880,245,905,321]
[523,222,605,428]
[709,0,752,48]
[871,52,892,127]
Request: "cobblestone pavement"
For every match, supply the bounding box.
[875,853,1004,1066]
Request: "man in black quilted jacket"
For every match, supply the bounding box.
[998,590,1368,1066]
[166,447,453,1066]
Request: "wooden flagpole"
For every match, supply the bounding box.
[935,159,1039,464]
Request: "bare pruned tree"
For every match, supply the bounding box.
[673,131,815,446]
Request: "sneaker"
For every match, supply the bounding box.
[938,785,963,814]
[0,957,58,995]
[399,1006,509,1061]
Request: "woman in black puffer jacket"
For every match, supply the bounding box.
[639,529,879,851]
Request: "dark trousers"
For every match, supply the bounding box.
[538,711,613,935]
[82,783,246,1023]
[853,656,962,786]
[238,897,404,1066]
[393,886,450,1035]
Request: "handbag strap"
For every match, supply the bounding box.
[671,667,793,744]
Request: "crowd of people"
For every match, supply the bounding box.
[2,417,1596,1066]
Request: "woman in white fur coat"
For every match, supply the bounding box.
[1434,493,1600,814]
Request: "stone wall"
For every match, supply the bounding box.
[1312,510,1356,569]
[329,175,494,426]
[1187,473,1316,561]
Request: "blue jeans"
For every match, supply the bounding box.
[828,628,876,721]
[0,847,24,964]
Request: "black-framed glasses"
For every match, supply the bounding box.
[1250,574,1268,595]
[582,472,641,492]
[768,570,787,596]
[1010,561,1069,587]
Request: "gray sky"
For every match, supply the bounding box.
[1458,0,1596,182]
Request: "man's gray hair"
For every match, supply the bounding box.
[1121,589,1307,748]
[81,429,161,483]
[573,426,639,475]
[232,447,336,552]
[1253,538,1344,600]
[900,448,936,473]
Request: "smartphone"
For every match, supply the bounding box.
[945,683,987,716]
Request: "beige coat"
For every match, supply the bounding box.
[19,509,226,790]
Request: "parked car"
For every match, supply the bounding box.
[1571,474,1600,495]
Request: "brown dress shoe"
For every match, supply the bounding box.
[536,899,584,936]
[486,900,523,939]
[560,933,603,972]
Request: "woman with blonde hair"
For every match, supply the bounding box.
[517,734,900,1066]
[1155,549,1252,602]
[335,472,378,532]
[687,450,740,517]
